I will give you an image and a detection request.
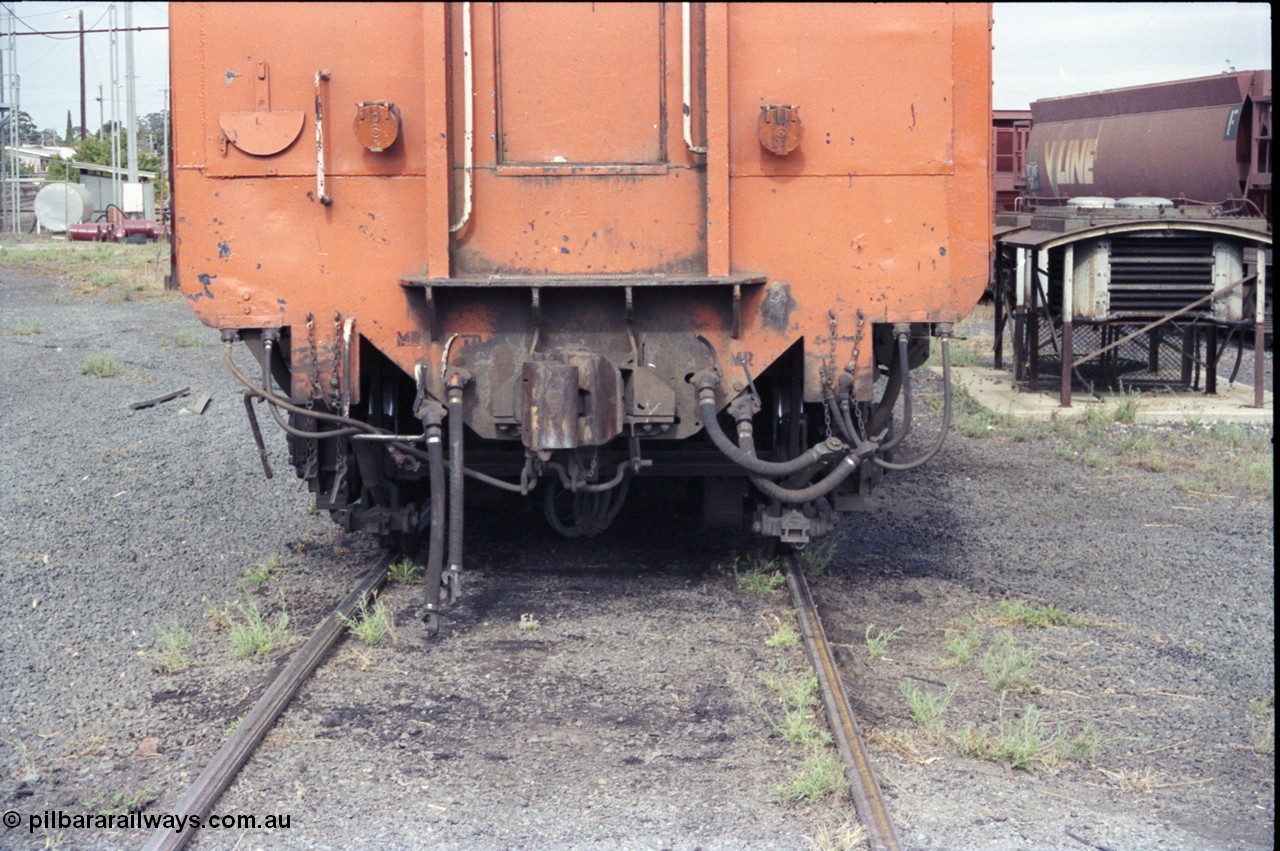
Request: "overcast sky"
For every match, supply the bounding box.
[3,2,1273,134]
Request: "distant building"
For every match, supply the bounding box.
[5,145,78,174]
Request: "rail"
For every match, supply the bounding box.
[784,555,901,851]
[142,553,395,851]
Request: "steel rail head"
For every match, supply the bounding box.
[783,555,901,851]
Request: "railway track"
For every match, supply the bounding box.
[141,553,396,851]
[138,548,897,850]
[783,555,901,851]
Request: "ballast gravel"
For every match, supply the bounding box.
[1,256,1273,851]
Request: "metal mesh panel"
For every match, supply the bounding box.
[1026,315,1252,392]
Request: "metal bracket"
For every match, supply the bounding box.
[732,283,742,339]
[423,286,439,341]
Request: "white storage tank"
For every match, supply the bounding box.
[34,182,94,232]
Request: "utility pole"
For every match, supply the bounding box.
[124,2,137,185]
[161,87,169,186]
[79,11,86,141]
[96,84,103,140]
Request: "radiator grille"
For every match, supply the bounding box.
[1107,236,1216,318]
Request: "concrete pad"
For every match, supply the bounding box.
[948,365,1273,425]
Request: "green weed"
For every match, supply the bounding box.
[9,320,42,335]
[341,595,393,646]
[977,632,1038,695]
[389,558,425,583]
[85,786,157,816]
[941,626,984,666]
[241,554,281,588]
[80,353,120,378]
[153,623,194,673]
[965,600,1087,629]
[900,681,954,735]
[1250,691,1274,754]
[766,623,801,648]
[797,536,840,576]
[735,553,785,596]
[1066,723,1108,763]
[174,328,207,348]
[864,624,905,661]
[759,664,828,748]
[773,748,849,803]
[954,703,1052,771]
[227,597,290,659]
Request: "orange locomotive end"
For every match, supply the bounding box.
[169,3,992,624]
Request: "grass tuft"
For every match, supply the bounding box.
[389,558,425,583]
[153,622,194,673]
[241,554,282,588]
[9,320,43,335]
[901,681,955,736]
[803,820,868,851]
[969,600,1088,629]
[80,353,120,378]
[735,553,785,596]
[941,626,984,667]
[85,786,157,816]
[953,702,1052,771]
[796,536,840,576]
[773,748,850,803]
[1249,691,1275,754]
[766,622,801,648]
[864,624,904,661]
[341,594,393,646]
[227,597,290,659]
[977,631,1038,695]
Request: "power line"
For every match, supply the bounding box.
[4,25,167,37]
[1,4,164,39]
[0,2,80,39]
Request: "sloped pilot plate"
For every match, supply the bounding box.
[219,110,306,156]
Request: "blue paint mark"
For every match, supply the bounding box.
[217,241,231,258]
[187,273,217,302]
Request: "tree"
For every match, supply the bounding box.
[16,110,38,145]
[65,111,74,146]
[46,155,78,182]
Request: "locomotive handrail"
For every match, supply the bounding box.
[449,0,474,233]
[314,69,332,205]
[682,2,708,155]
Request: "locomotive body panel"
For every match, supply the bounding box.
[173,2,991,402]
[170,2,992,554]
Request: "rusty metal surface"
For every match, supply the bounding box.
[353,102,401,153]
[170,2,991,457]
[758,105,803,156]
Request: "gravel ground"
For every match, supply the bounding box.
[1,255,1273,850]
